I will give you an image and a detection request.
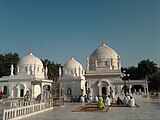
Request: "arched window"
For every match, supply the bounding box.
[67,88,72,95]
[20,89,24,97]
[3,86,7,95]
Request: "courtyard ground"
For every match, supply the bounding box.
[1,95,160,120]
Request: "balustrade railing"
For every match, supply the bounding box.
[3,99,53,120]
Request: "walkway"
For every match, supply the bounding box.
[20,95,160,120]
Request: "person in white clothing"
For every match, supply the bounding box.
[105,95,111,106]
[80,96,85,102]
[128,96,135,107]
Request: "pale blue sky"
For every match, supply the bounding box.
[0,0,160,68]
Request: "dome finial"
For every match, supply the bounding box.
[29,44,32,55]
[102,36,105,45]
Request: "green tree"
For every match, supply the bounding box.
[42,59,61,80]
[138,59,158,79]
[0,53,19,77]
[122,59,160,91]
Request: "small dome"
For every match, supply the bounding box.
[20,52,43,66]
[63,57,83,70]
[90,44,118,60]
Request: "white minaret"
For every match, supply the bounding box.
[59,67,62,76]
[10,64,14,75]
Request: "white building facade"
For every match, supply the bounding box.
[58,57,86,100]
[58,38,148,100]
[0,49,53,101]
[85,39,122,97]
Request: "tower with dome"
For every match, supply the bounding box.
[0,47,53,101]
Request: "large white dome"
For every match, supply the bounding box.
[90,44,118,60]
[89,40,121,70]
[63,57,83,70]
[20,52,43,66]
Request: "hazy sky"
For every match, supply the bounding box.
[0,0,160,68]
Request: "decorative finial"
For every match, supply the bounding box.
[29,45,32,55]
[102,36,104,45]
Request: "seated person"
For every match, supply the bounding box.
[97,97,105,109]
[116,97,123,105]
[105,95,111,106]
[94,95,98,102]
[128,96,135,107]
[80,96,85,102]
[123,95,130,106]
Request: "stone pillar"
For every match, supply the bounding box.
[139,88,142,94]
[98,81,102,96]
[144,85,146,95]
[41,83,43,101]
[17,66,19,73]
[129,85,132,94]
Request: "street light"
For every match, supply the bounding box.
[122,70,130,96]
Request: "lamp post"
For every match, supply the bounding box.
[122,70,130,96]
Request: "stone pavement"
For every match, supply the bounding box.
[20,95,160,120]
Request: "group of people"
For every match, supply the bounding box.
[116,95,135,107]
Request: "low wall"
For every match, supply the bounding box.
[3,99,53,120]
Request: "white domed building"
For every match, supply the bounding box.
[0,48,53,101]
[85,39,122,97]
[58,57,86,101]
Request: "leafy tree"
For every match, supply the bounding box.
[122,59,160,91]
[42,59,61,80]
[138,59,158,79]
[0,53,19,77]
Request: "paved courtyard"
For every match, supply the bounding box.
[20,95,160,120]
[0,95,160,120]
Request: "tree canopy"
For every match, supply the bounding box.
[42,59,61,81]
[122,59,160,91]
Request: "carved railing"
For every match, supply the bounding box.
[3,99,53,120]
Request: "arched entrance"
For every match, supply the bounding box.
[102,87,107,95]
[98,80,110,96]
[43,85,51,100]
